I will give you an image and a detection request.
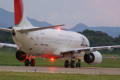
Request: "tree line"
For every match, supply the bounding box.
[0,29,120,47]
[81,29,120,47]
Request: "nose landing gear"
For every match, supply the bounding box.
[76,59,81,68]
[63,52,81,68]
[64,58,81,68]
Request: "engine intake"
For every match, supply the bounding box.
[16,50,26,62]
[84,51,102,64]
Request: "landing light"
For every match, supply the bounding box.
[56,26,61,31]
[50,57,55,62]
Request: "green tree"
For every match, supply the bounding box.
[82,29,115,46]
[0,31,14,43]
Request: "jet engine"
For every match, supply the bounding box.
[84,51,102,64]
[16,50,26,62]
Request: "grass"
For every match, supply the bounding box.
[0,49,120,80]
[82,58,120,68]
[0,72,120,80]
[0,48,120,68]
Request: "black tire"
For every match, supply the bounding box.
[25,59,30,66]
[76,59,81,68]
[16,50,26,61]
[70,60,75,68]
[30,59,36,66]
[76,62,81,67]
[64,60,69,68]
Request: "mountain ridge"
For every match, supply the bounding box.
[0,8,120,37]
[70,24,120,37]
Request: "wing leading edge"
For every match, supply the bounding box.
[61,45,120,53]
[17,24,64,33]
[0,28,12,32]
[0,43,18,49]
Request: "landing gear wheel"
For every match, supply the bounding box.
[25,59,30,66]
[30,59,36,66]
[70,60,75,68]
[64,60,69,68]
[76,59,81,68]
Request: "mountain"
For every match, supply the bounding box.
[70,23,88,32]
[0,8,51,28]
[28,18,51,27]
[0,8,14,28]
[0,8,120,37]
[70,24,120,37]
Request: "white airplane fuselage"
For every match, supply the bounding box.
[12,26,90,56]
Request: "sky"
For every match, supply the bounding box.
[0,0,120,28]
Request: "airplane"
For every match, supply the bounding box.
[0,0,120,68]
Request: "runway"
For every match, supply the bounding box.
[0,66,120,75]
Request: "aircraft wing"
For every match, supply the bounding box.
[0,43,18,49]
[0,28,12,32]
[17,24,64,33]
[61,45,120,53]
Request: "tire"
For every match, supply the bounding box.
[76,59,81,68]
[30,59,36,66]
[16,50,26,62]
[70,60,75,68]
[64,60,69,68]
[25,59,30,66]
[76,62,81,67]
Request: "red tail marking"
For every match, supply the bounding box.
[14,0,23,25]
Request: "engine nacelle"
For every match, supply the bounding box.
[84,51,102,64]
[16,50,26,62]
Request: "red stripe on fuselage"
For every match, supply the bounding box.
[14,0,23,25]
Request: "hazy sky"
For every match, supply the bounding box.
[0,0,120,28]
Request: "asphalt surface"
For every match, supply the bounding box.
[0,66,120,75]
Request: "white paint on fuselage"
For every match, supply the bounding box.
[12,27,90,56]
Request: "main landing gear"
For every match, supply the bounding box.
[64,58,81,68]
[16,50,36,67]
[24,56,36,66]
